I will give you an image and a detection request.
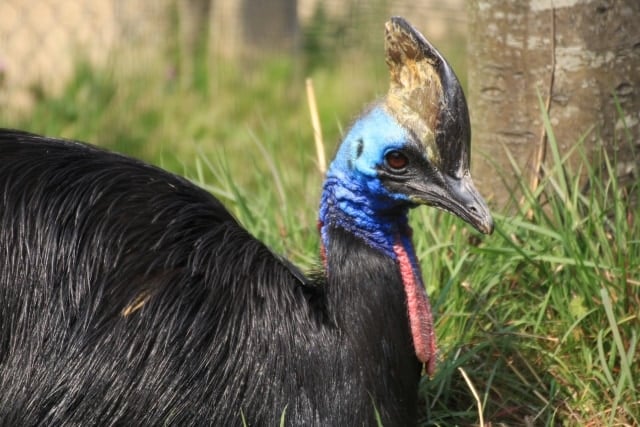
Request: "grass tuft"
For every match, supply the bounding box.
[414,103,639,425]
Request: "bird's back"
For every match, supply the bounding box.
[0,130,328,425]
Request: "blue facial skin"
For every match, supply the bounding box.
[319,106,416,259]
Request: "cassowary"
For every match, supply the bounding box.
[0,17,492,426]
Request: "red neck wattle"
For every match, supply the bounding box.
[392,238,437,376]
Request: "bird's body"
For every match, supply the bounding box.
[0,132,418,425]
[0,18,492,426]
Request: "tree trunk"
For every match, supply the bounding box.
[210,0,298,60]
[178,0,211,88]
[468,0,640,209]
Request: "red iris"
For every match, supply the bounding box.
[385,151,408,171]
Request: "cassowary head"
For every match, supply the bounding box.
[323,17,493,236]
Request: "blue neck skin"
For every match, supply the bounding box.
[318,106,417,262]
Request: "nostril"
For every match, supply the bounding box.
[468,204,478,214]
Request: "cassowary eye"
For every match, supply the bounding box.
[384,150,408,172]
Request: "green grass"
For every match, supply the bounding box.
[1,22,638,427]
[413,101,639,425]
[213,95,637,426]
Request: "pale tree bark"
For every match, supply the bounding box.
[468,0,640,209]
[210,0,298,60]
[174,0,297,87]
[178,0,211,87]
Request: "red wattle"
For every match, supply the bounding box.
[393,240,437,376]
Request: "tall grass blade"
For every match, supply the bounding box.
[458,367,484,427]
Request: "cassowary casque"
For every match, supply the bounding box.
[0,17,492,426]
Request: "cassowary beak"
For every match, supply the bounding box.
[411,173,494,235]
[443,174,494,234]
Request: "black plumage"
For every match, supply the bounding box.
[0,131,417,425]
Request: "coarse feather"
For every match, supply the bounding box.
[0,130,418,425]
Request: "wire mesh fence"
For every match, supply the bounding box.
[0,0,172,110]
[0,0,465,111]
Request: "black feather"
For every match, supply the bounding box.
[0,129,420,426]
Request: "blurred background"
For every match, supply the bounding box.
[0,0,465,182]
[0,1,465,107]
[2,1,636,207]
